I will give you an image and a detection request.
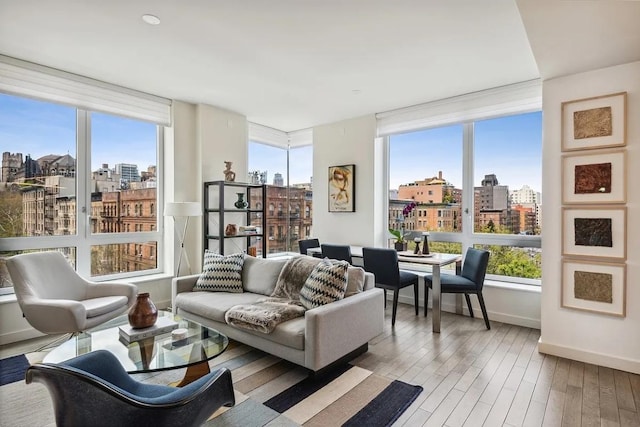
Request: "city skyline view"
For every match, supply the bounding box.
[389,112,542,193]
[0,93,157,173]
[2,92,541,195]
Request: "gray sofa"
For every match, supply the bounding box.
[172,255,384,372]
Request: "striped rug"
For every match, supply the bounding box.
[0,341,422,427]
[203,342,422,426]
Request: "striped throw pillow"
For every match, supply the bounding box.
[299,258,349,309]
[194,252,244,292]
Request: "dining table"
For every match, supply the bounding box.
[306,246,461,333]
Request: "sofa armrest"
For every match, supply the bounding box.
[304,288,384,371]
[171,274,200,314]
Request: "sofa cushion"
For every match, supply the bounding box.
[299,258,349,309]
[272,255,321,300]
[345,267,366,297]
[176,291,264,322]
[242,256,287,296]
[194,252,244,293]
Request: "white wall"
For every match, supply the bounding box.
[539,61,640,374]
[313,115,379,246]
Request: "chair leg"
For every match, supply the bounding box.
[392,289,400,326]
[477,293,490,330]
[413,281,419,315]
[464,294,474,318]
[34,332,76,353]
[383,290,387,309]
[424,283,429,317]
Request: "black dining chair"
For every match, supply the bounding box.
[321,244,352,264]
[424,247,491,329]
[299,238,320,256]
[362,247,419,326]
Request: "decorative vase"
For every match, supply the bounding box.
[394,241,407,252]
[234,193,248,209]
[225,223,237,236]
[128,292,158,329]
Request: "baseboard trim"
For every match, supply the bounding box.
[538,339,640,375]
[396,294,540,329]
[0,328,44,346]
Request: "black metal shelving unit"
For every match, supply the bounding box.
[203,181,267,256]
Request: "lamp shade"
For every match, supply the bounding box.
[164,202,202,217]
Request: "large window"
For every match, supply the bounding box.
[388,111,542,283]
[248,141,313,254]
[0,92,162,294]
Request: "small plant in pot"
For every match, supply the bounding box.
[389,201,417,251]
[389,228,409,251]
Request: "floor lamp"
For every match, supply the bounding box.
[164,202,202,277]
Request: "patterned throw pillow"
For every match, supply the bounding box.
[299,258,349,309]
[194,252,244,292]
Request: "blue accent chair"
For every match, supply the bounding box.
[25,350,235,427]
[321,244,353,264]
[362,247,419,326]
[299,238,321,256]
[424,248,491,329]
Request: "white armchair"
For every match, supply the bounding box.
[6,251,138,334]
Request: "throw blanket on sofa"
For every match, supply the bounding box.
[225,298,306,334]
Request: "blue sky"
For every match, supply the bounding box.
[1,93,541,192]
[0,93,156,172]
[389,111,542,192]
[248,142,313,185]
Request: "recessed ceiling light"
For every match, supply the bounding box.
[142,14,161,25]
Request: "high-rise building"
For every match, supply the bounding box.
[115,163,141,185]
[510,185,541,204]
[273,173,284,186]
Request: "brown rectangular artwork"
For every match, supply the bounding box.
[574,270,613,303]
[573,106,612,139]
[574,162,612,194]
[574,218,612,247]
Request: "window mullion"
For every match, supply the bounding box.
[461,122,474,253]
[75,109,91,277]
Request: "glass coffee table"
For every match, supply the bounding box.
[44,311,228,386]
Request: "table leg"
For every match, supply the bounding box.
[174,343,210,387]
[432,265,441,333]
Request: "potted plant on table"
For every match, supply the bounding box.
[389,228,409,251]
[389,201,417,251]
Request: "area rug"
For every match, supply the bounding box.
[0,354,30,386]
[0,342,422,427]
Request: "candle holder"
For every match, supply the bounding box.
[422,232,430,255]
[413,237,422,255]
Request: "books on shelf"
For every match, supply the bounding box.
[239,225,258,234]
[118,317,179,344]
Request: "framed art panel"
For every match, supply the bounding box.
[562,206,626,260]
[328,164,355,212]
[562,149,626,204]
[561,258,626,317]
[561,92,627,151]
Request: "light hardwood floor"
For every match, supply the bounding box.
[2,304,639,426]
[352,303,640,427]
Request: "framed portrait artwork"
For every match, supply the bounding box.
[561,258,626,317]
[562,149,626,204]
[561,92,627,152]
[562,206,626,261]
[328,164,355,212]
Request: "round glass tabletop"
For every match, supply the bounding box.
[43,311,228,374]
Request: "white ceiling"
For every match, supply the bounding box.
[0,1,638,132]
